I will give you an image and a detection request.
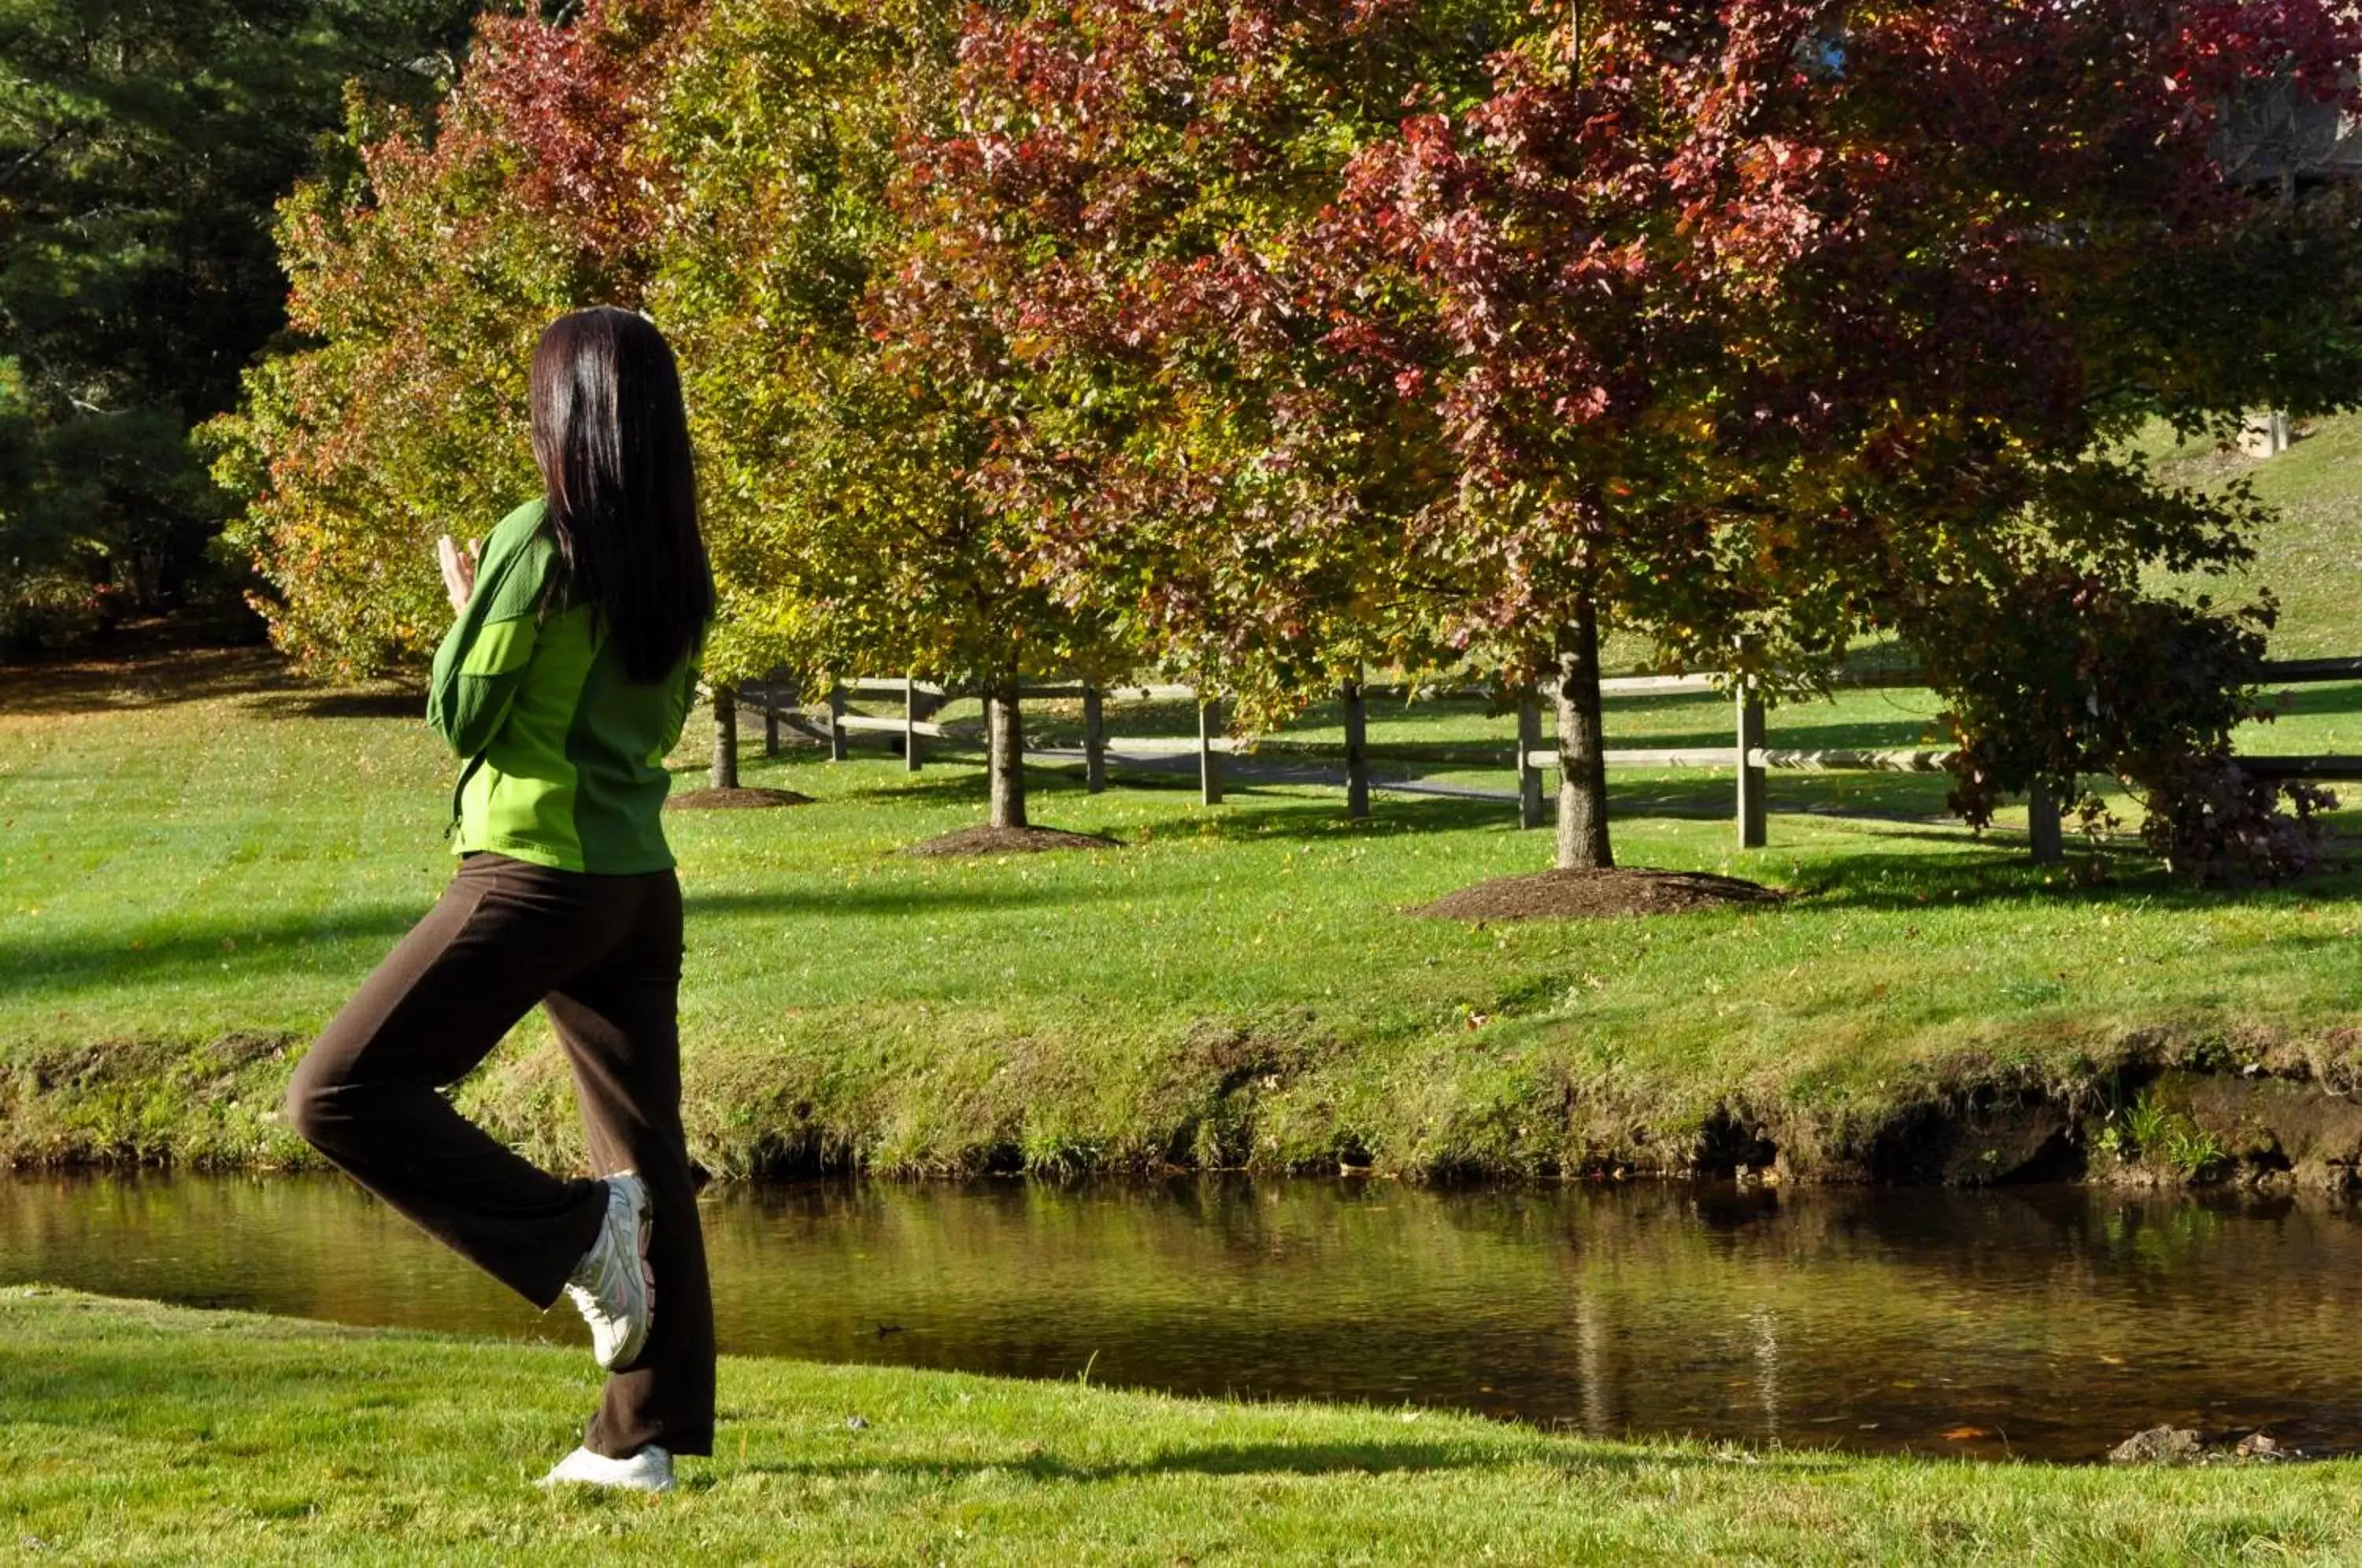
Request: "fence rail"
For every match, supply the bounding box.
[730,653,2362,862]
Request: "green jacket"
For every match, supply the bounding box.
[427,499,700,874]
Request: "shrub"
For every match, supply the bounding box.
[1917,555,2331,884]
[0,569,105,656]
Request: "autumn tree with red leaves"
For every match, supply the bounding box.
[902,0,2362,870]
[213,0,2362,873]
[880,0,1522,717]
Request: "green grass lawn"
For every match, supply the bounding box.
[2147,409,2362,660]
[9,412,2362,1179]
[9,633,2362,1182]
[2,1286,2355,1566]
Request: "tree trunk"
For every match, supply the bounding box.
[710,682,739,792]
[1553,601,1613,871]
[987,681,1027,830]
[1342,675,1370,819]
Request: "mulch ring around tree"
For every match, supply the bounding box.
[1412,868,1787,923]
[668,786,816,810]
[905,825,1122,856]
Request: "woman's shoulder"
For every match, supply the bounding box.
[472,497,556,622]
[488,497,550,553]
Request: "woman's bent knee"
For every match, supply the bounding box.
[281,1043,354,1152]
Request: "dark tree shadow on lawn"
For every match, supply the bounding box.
[0,883,1131,1009]
[1110,794,1517,846]
[778,734,2362,893]
[845,762,1978,847]
[1783,847,2362,915]
[0,636,430,723]
[2249,679,2362,726]
[0,901,435,1002]
[242,686,424,721]
[685,882,1124,920]
[0,646,302,716]
[1614,712,1943,753]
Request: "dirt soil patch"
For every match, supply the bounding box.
[1414,867,1786,923]
[907,825,1120,856]
[668,786,815,810]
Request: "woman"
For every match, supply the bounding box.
[284,306,716,1494]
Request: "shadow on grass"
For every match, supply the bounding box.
[788,759,1979,845]
[0,878,1145,1004]
[0,646,298,717]
[735,748,2362,913]
[0,902,431,1001]
[687,882,1124,919]
[0,637,431,724]
[242,686,425,721]
[1783,848,2362,915]
[2253,680,2362,726]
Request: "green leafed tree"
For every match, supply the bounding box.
[650,0,1128,830]
[205,0,694,676]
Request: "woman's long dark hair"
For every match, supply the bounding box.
[530,306,713,683]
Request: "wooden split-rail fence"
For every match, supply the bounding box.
[737,656,2362,864]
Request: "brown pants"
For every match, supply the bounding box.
[283,852,715,1459]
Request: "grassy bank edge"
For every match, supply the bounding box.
[10,1010,2362,1189]
[2,1286,2358,1566]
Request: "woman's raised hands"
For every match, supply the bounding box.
[436,536,481,612]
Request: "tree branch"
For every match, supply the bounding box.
[0,121,78,196]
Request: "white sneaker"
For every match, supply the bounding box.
[538,1443,674,1492]
[563,1172,653,1370]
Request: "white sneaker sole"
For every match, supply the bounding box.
[538,1442,674,1492]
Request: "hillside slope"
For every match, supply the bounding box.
[2151,411,2362,657]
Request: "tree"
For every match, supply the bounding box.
[207,0,695,675]
[883,0,1519,734]
[1320,0,2362,868]
[0,0,479,633]
[653,0,1127,832]
[914,0,2362,868]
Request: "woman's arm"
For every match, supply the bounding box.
[425,503,550,757]
[428,610,538,759]
[656,660,701,760]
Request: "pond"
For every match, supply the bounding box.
[5,1172,2358,1463]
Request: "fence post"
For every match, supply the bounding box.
[1198,694,1224,806]
[1342,675,1370,819]
[1736,679,1768,850]
[1083,683,1107,794]
[2029,782,2064,866]
[827,683,848,762]
[904,675,924,773]
[1516,693,1544,830]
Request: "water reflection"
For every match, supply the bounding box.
[2,1173,2356,1462]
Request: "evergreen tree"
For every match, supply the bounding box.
[0,0,477,636]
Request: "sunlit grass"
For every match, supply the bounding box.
[2143,407,2362,660]
[6,639,2362,1178]
[3,1288,2358,1566]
